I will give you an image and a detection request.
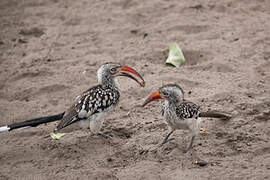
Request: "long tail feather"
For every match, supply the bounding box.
[199,111,231,120]
[0,125,10,132]
[0,112,65,132]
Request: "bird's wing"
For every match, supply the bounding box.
[55,85,120,131]
[175,100,200,119]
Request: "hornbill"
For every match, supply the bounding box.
[142,83,230,153]
[0,62,145,138]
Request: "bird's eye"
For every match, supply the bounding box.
[163,91,168,96]
[110,68,117,73]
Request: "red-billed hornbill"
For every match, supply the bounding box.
[53,62,145,138]
[142,84,230,153]
[0,62,145,136]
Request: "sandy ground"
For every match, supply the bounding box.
[0,0,270,179]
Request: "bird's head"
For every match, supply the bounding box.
[141,83,184,107]
[97,62,145,87]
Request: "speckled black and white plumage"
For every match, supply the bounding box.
[162,100,201,131]
[143,83,201,152]
[56,84,120,131]
[175,101,200,119]
[144,83,230,152]
[55,62,144,135]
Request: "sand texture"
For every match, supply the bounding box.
[0,0,269,179]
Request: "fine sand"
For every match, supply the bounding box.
[0,0,269,179]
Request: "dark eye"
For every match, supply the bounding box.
[163,91,168,96]
[110,68,117,73]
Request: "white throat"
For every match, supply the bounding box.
[97,67,120,90]
[97,66,104,84]
[113,78,120,90]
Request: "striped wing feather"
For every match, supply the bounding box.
[56,85,120,131]
[175,100,200,119]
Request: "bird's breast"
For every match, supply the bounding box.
[163,104,189,130]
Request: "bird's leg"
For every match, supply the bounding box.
[183,135,195,153]
[159,130,174,147]
[90,118,112,139]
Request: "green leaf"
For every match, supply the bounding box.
[165,43,185,68]
[50,132,66,140]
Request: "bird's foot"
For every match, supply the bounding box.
[158,131,174,147]
[158,141,167,147]
[97,132,113,139]
[158,138,174,147]
[183,136,195,153]
[183,146,193,153]
[200,128,208,135]
[183,149,189,153]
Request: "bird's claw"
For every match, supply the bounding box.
[183,149,189,153]
[158,141,167,147]
[158,131,174,148]
[158,138,175,147]
[183,146,192,153]
[97,132,113,139]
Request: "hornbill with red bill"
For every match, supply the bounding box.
[142,84,230,153]
[0,62,145,138]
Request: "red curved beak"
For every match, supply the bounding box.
[118,66,145,87]
[141,91,162,107]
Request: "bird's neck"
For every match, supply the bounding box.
[165,97,183,106]
[163,100,177,115]
[98,75,120,90]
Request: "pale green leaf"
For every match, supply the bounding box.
[165,43,185,68]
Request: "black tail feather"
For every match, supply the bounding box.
[8,112,65,131]
[199,111,231,120]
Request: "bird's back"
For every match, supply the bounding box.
[175,100,200,119]
[55,84,120,131]
[161,100,200,130]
